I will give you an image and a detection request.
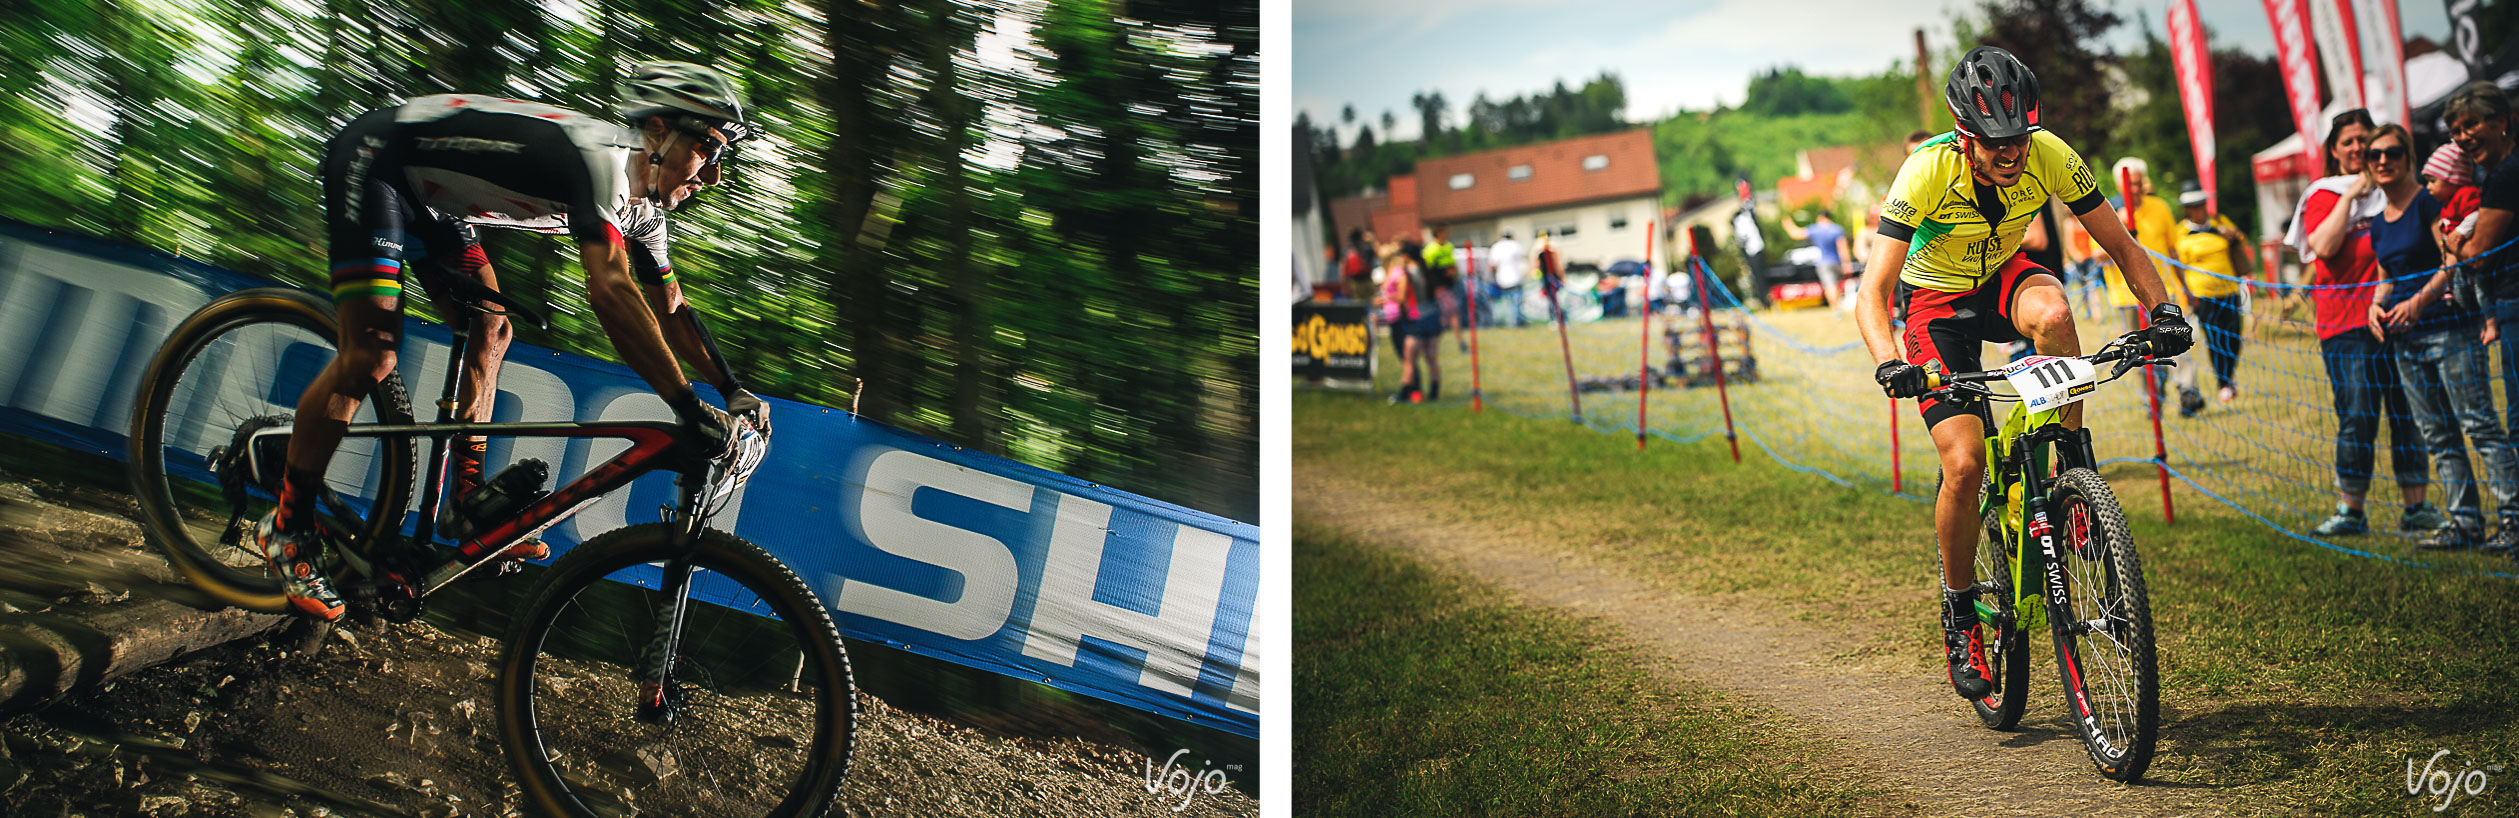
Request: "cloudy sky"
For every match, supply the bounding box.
[1293,0,2454,141]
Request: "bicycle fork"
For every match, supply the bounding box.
[633,480,713,723]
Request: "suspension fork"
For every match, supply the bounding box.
[635,477,712,721]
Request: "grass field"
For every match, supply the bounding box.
[1299,298,2519,815]
[1294,524,1899,817]
[1442,294,2519,575]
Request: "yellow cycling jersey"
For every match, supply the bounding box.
[1878,130,2106,292]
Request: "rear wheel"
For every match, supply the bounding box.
[126,287,415,612]
[2045,467,2159,782]
[497,523,856,818]
[1970,502,2030,730]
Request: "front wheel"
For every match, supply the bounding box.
[2044,468,2159,782]
[496,523,857,818]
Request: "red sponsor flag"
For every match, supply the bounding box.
[2167,0,2218,214]
[2264,0,2328,173]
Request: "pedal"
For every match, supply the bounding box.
[377,571,425,623]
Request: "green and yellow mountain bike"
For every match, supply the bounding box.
[1924,335,2163,782]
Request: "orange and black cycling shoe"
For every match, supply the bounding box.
[255,510,347,622]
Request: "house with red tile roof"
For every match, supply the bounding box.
[1327,128,1662,270]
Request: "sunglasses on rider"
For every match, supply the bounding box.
[1975,133,2030,152]
[671,118,737,166]
[2362,145,2407,163]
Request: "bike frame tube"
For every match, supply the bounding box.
[413,322,476,552]
[1979,398,2069,627]
[333,420,683,577]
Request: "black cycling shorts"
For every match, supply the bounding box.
[318,108,504,306]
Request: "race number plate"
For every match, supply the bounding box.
[2000,355,2098,412]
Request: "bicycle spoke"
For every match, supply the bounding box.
[522,558,830,815]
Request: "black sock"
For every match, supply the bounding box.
[275,466,323,531]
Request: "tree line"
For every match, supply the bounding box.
[0,0,1256,521]
[1300,72,1629,201]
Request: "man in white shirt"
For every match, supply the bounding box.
[1488,232,1530,327]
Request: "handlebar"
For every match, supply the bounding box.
[1920,334,2172,400]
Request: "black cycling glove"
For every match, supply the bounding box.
[2142,303,2193,358]
[665,388,737,462]
[1876,360,1929,399]
[725,388,772,437]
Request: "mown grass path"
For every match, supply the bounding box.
[1296,385,2518,817]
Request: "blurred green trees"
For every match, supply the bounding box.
[0,0,1256,520]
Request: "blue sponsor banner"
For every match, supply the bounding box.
[0,218,1260,738]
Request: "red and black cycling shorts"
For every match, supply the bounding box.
[1900,252,2057,428]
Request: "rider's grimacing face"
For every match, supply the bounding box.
[1967,134,2029,187]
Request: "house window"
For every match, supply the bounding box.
[1582,154,1609,171]
[1508,164,1532,181]
[1549,222,1579,239]
[1449,173,1474,190]
[1609,212,1629,232]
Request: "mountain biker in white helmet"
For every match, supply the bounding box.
[263,61,769,621]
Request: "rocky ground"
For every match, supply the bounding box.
[0,470,1258,818]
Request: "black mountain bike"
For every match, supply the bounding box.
[126,281,855,817]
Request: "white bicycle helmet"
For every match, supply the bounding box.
[617,61,753,140]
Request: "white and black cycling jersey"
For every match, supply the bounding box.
[388,95,676,280]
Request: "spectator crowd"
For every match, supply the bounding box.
[1331,223,1566,404]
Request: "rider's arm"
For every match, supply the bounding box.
[1780,218,1810,241]
[579,238,701,410]
[644,280,740,394]
[2076,204,2172,311]
[1856,232,1909,366]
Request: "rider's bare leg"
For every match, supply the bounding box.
[2012,273,2083,429]
[286,297,403,474]
[456,265,513,423]
[452,265,513,495]
[1932,414,1989,590]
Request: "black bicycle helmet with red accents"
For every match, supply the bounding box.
[1944,46,2041,139]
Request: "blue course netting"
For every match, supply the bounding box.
[1396,229,2519,580]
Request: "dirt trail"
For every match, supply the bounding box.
[1299,468,2233,818]
[0,470,1259,817]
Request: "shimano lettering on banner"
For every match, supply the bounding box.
[0,218,1260,738]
